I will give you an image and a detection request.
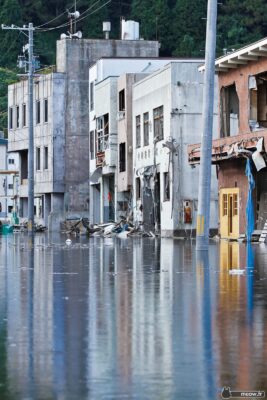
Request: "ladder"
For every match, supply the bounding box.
[259,220,267,243]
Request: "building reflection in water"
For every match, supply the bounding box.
[0,235,266,400]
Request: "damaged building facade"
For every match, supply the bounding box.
[8,26,160,229]
[89,58,174,224]
[132,61,218,237]
[188,37,267,239]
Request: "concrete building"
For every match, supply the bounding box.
[8,73,66,226]
[89,58,174,224]
[132,61,218,237]
[8,29,160,228]
[188,38,267,239]
[0,134,7,218]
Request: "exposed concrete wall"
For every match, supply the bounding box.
[56,39,159,213]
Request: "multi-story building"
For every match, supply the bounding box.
[8,24,160,228]
[132,61,219,237]
[188,38,267,239]
[89,58,174,224]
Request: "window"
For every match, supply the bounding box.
[136,177,141,200]
[163,172,170,201]
[90,130,95,160]
[220,85,239,137]
[8,184,13,190]
[90,81,94,111]
[136,115,141,148]
[36,147,41,170]
[119,89,125,111]
[233,194,238,216]
[8,159,14,164]
[119,143,126,172]
[96,114,109,152]
[44,146,48,169]
[22,104,26,127]
[153,105,164,141]
[143,112,149,146]
[8,206,13,213]
[44,99,48,123]
[16,106,20,128]
[36,100,41,124]
[9,107,13,130]
[223,194,227,216]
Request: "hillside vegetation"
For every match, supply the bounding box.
[0,0,267,133]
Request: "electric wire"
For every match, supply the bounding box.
[35,0,84,28]
[36,0,110,32]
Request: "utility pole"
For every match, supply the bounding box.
[196,0,217,251]
[2,23,35,238]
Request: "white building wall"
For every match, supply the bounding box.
[132,62,218,236]
[0,141,7,218]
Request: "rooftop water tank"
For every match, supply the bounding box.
[121,19,140,40]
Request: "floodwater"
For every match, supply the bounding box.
[0,234,266,400]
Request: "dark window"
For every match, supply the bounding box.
[22,104,26,127]
[136,115,141,148]
[220,84,239,137]
[90,82,94,111]
[136,177,141,200]
[8,206,13,213]
[153,106,164,141]
[96,114,109,152]
[8,184,13,190]
[44,146,48,169]
[9,108,13,130]
[163,172,170,201]
[143,112,149,146]
[8,159,14,164]
[119,89,125,111]
[119,143,126,172]
[90,130,95,160]
[16,106,20,128]
[44,99,48,123]
[36,147,41,170]
[36,101,41,124]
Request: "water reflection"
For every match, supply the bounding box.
[0,235,266,400]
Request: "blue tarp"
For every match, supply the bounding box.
[245,159,255,241]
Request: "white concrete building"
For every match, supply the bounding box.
[0,135,7,218]
[132,61,218,237]
[89,58,174,224]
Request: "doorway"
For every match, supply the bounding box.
[220,188,239,239]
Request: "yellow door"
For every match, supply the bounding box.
[220,188,239,239]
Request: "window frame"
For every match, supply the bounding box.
[136,115,141,148]
[153,105,164,141]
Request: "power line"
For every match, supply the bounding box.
[36,0,109,32]
[35,0,84,28]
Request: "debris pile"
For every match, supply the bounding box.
[87,219,156,238]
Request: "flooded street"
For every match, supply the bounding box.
[0,235,266,400]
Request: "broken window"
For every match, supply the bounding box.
[119,143,126,172]
[36,147,41,170]
[136,115,141,148]
[44,146,48,169]
[249,73,267,130]
[220,84,239,137]
[36,100,41,124]
[9,107,13,130]
[22,104,26,127]
[163,172,170,201]
[90,130,95,160]
[143,112,149,146]
[96,114,109,153]
[16,106,20,128]
[119,89,125,111]
[153,106,164,141]
[136,177,141,200]
[44,99,48,123]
